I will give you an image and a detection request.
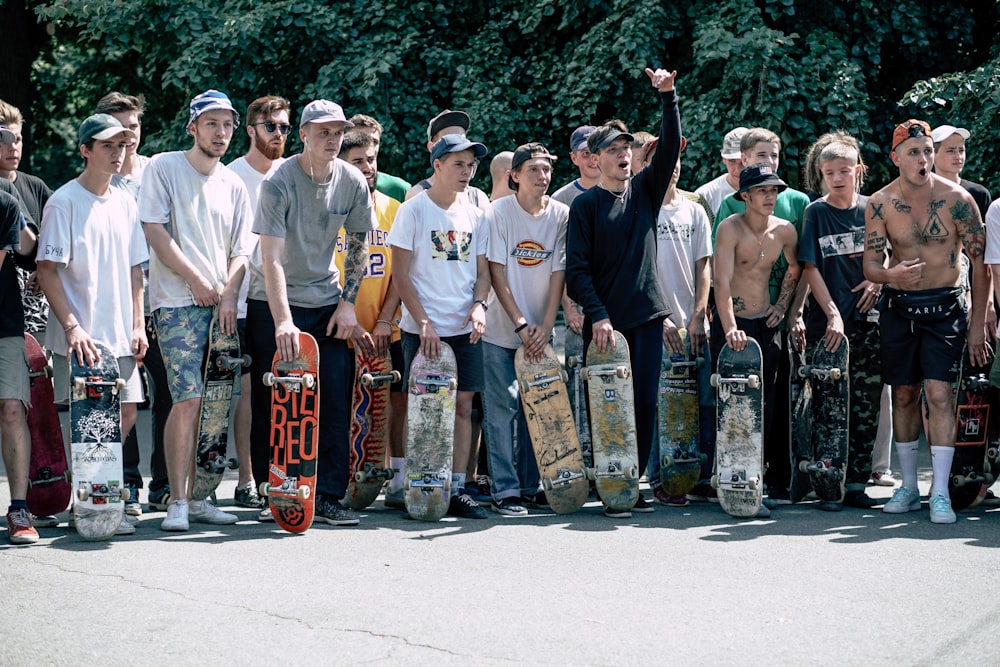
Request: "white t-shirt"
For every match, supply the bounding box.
[37,180,149,357]
[484,195,568,349]
[227,155,286,317]
[388,191,488,337]
[654,194,712,329]
[138,152,253,311]
[694,173,736,219]
[984,199,1000,265]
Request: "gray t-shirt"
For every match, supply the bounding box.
[248,156,375,308]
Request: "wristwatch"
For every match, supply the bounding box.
[474,299,488,312]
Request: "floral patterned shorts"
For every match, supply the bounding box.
[152,305,213,402]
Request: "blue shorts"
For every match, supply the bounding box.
[152,305,213,402]
[879,287,966,385]
[401,332,483,393]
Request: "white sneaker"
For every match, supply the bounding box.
[258,507,274,522]
[189,499,238,525]
[115,515,136,535]
[161,499,190,532]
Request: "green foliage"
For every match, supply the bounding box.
[23,0,1000,198]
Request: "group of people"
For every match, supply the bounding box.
[2,65,996,546]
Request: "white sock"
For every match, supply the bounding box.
[389,457,405,492]
[895,440,920,490]
[452,473,466,497]
[929,446,955,498]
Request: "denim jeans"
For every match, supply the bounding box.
[480,342,540,500]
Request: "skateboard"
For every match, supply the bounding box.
[25,333,71,518]
[260,332,319,533]
[344,349,399,510]
[711,338,764,518]
[192,310,248,501]
[582,331,639,510]
[564,329,593,469]
[516,344,588,514]
[794,338,849,504]
[68,341,128,541]
[946,346,997,510]
[657,330,704,497]
[788,343,813,503]
[404,343,457,522]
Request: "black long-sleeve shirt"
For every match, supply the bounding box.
[566,89,681,330]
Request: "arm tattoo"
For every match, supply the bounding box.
[870,202,884,221]
[775,268,799,311]
[341,231,369,303]
[955,203,986,260]
[867,230,886,254]
[733,296,746,314]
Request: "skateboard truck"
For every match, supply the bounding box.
[410,375,458,392]
[519,369,569,393]
[543,466,585,490]
[408,472,447,491]
[354,461,395,483]
[260,476,311,500]
[74,376,127,398]
[76,481,129,502]
[217,354,251,371]
[28,467,69,488]
[797,365,843,382]
[263,371,316,391]
[360,371,401,388]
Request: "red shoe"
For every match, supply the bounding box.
[653,487,689,507]
[7,508,39,545]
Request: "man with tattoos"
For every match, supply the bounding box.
[713,164,801,518]
[863,119,987,524]
[245,100,374,526]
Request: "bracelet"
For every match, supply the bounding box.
[514,323,528,334]
[376,319,394,327]
[474,299,488,312]
[64,323,78,334]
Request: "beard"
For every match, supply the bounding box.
[255,131,285,161]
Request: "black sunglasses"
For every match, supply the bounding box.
[253,121,291,135]
[905,123,928,139]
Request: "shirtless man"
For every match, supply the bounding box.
[713,163,800,518]
[864,119,987,525]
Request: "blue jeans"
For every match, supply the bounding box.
[246,299,352,500]
[480,342,540,500]
[647,339,716,487]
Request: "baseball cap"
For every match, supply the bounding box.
[721,126,749,159]
[78,113,137,145]
[891,119,932,151]
[430,133,487,166]
[508,143,557,190]
[427,109,470,142]
[931,124,971,144]
[588,126,635,153]
[299,100,353,128]
[570,125,596,152]
[0,125,14,144]
[188,89,240,128]
[733,163,787,202]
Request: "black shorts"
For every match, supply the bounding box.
[879,287,966,385]
[401,331,484,393]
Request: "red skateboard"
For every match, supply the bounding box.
[345,349,399,510]
[25,333,71,518]
[260,332,319,533]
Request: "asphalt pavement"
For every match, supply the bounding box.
[4,411,1000,665]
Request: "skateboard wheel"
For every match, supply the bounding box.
[259,482,271,497]
[73,377,85,391]
[747,375,761,389]
[298,486,311,500]
[585,468,596,481]
[227,458,239,470]
[952,475,967,488]
[391,370,402,383]
[120,487,131,501]
[626,466,639,480]
[240,354,252,367]
[748,479,758,491]
[615,366,630,379]
[709,373,720,388]
[694,357,705,369]
[448,378,457,391]
[710,475,719,489]
[566,356,579,369]
[354,470,366,482]
[302,373,316,389]
[829,368,843,381]
[113,378,126,394]
[518,379,529,394]
[988,448,998,460]
[559,369,569,383]
[542,478,553,491]
[798,460,811,473]
[44,365,53,379]
[581,368,590,381]
[360,373,375,387]
[76,487,89,502]
[262,372,276,387]
[662,455,674,468]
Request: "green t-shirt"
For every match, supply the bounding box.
[376,172,411,203]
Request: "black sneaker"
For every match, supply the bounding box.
[766,488,792,506]
[520,492,551,510]
[632,495,655,513]
[148,484,172,512]
[447,493,488,519]
[843,489,878,509]
[315,496,360,526]
[234,481,265,509]
[603,505,631,518]
[491,497,528,517]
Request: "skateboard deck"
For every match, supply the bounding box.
[192,310,247,501]
[261,332,319,533]
[25,333,71,518]
[658,330,703,497]
[795,338,849,504]
[948,346,996,510]
[564,329,593,469]
[516,344,587,514]
[68,341,127,541]
[788,344,813,503]
[404,343,457,522]
[345,349,399,510]
[711,338,764,518]
[583,331,639,510]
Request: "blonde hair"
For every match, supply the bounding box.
[0,100,24,127]
[804,131,866,195]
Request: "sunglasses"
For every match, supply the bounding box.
[253,121,291,135]
[905,123,928,139]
